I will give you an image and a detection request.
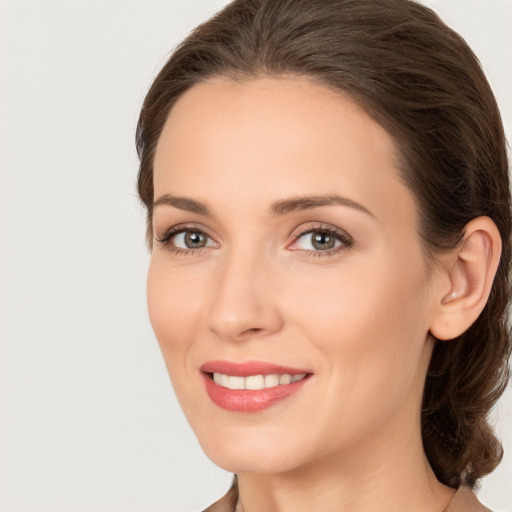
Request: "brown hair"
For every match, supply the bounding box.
[136,0,511,489]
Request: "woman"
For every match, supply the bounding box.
[136,0,511,510]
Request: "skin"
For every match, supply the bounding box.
[148,76,470,512]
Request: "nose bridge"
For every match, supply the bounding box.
[206,243,282,342]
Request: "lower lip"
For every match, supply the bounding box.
[203,373,310,412]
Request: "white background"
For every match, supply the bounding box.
[0,1,510,511]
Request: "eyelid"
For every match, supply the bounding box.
[155,221,353,257]
[287,222,354,256]
[154,223,218,253]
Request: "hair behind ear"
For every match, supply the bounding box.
[424,216,508,487]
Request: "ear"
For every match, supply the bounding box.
[429,217,502,341]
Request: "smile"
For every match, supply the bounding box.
[200,361,313,412]
[212,372,308,390]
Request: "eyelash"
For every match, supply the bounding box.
[155,225,215,257]
[155,223,353,258]
[291,224,353,257]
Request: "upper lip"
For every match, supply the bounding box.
[200,360,312,377]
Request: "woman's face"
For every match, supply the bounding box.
[148,77,442,474]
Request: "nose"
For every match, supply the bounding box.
[206,248,284,343]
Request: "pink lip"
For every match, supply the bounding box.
[200,360,313,412]
[200,360,311,376]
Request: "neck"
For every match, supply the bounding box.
[235,417,455,512]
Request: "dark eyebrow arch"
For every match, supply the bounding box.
[268,194,374,218]
[153,194,211,216]
[153,193,374,218]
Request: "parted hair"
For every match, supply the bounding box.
[136,0,512,489]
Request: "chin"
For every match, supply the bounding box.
[205,449,300,475]
[195,425,305,474]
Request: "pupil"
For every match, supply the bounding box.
[185,231,206,248]
[312,232,335,250]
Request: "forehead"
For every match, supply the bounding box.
[153,76,416,226]
[155,75,398,170]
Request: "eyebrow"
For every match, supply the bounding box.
[153,194,211,215]
[153,193,374,218]
[268,194,374,218]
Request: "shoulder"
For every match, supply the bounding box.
[444,484,492,512]
[201,481,238,512]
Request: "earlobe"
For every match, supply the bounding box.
[430,217,502,341]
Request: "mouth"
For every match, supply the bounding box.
[206,371,308,390]
[200,361,313,412]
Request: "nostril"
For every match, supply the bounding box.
[243,327,262,335]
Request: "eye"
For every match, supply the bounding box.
[289,225,353,256]
[155,226,218,254]
[173,230,213,249]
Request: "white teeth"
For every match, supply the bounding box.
[220,373,229,388]
[227,376,245,390]
[245,375,265,390]
[212,372,307,390]
[264,374,280,388]
[279,374,292,385]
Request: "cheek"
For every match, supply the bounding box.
[279,258,431,452]
[146,257,212,422]
[287,254,429,341]
[146,257,204,362]
[285,254,431,395]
